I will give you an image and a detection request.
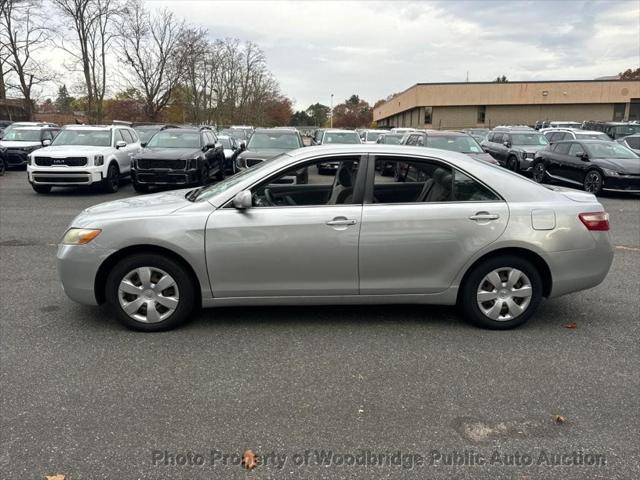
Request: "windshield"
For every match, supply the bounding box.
[248,132,301,149]
[193,154,286,202]
[381,134,403,144]
[615,125,640,136]
[147,131,201,149]
[52,129,112,147]
[510,133,549,146]
[366,131,384,141]
[2,129,41,142]
[575,132,610,141]
[426,135,483,153]
[323,131,361,144]
[585,142,639,159]
[135,127,162,143]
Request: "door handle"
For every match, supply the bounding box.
[469,212,500,221]
[326,217,357,226]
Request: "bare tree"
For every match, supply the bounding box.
[52,0,120,122]
[0,0,51,119]
[116,0,185,121]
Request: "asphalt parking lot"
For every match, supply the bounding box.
[1,170,639,479]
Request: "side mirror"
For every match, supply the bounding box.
[203,143,215,151]
[577,153,589,161]
[232,190,252,210]
[42,139,51,146]
[503,141,511,148]
[214,142,222,149]
[116,140,126,149]
[240,143,246,151]
[141,141,148,148]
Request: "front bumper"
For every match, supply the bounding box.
[518,156,535,171]
[0,150,30,167]
[57,244,116,306]
[131,169,199,185]
[28,166,104,185]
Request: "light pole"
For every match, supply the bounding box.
[330,93,334,128]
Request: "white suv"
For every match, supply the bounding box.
[27,125,141,194]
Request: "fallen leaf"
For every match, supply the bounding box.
[45,476,65,480]
[242,449,258,470]
[553,415,566,424]
[563,322,577,329]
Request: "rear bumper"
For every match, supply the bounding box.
[132,169,199,185]
[547,233,614,298]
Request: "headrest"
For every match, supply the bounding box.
[338,165,353,187]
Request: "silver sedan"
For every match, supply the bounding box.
[57,145,614,331]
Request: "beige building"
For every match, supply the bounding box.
[373,80,640,129]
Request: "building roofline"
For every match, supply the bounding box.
[414,79,625,86]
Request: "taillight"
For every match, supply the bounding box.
[579,212,610,231]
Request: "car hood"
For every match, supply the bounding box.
[33,145,114,156]
[239,148,289,160]
[0,140,42,149]
[75,188,195,225]
[466,152,498,164]
[134,147,201,160]
[513,145,547,154]
[593,157,640,174]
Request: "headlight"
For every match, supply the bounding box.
[187,158,199,169]
[61,228,101,245]
[601,168,619,176]
[94,155,104,166]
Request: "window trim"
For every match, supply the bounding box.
[364,153,504,205]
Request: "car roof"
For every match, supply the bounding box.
[12,126,48,131]
[63,125,123,131]
[324,129,358,133]
[554,139,613,144]
[161,127,201,134]
[254,128,298,133]
[426,130,467,137]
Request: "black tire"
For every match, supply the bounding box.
[459,255,543,330]
[507,155,519,173]
[102,163,120,193]
[583,169,603,195]
[31,184,52,194]
[200,164,210,185]
[532,161,546,183]
[105,253,196,332]
[132,181,149,193]
[0,158,5,176]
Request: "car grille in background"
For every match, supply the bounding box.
[137,159,186,170]
[34,156,88,167]
[246,158,264,167]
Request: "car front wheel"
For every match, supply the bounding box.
[105,253,196,331]
[532,161,546,183]
[460,255,542,329]
[507,155,519,173]
[31,184,52,194]
[583,170,603,195]
[102,163,120,193]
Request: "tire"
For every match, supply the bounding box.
[105,253,196,332]
[459,255,543,330]
[102,163,120,193]
[583,169,603,195]
[31,184,52,194]
[507,155,519,173]
[200,164,210,185]
[532,161,546,183]
[132,181,149,193]
[0,159,5,176]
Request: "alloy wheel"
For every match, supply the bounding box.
[118,267,180,323]
[476,268,532,321]
[584,171,602,193]
[532,163,545,183]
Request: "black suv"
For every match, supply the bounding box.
[131,127,225,192]
[481,127,549,173]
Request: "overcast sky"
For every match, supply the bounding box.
[36,0,640,110]
[146,0,639,110]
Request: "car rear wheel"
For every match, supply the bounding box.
[460,255,542,329]
[200,164,210,185]
[31,184,52,194]
[105,254,196,332]
[102,163,120,193]
[532,161,546,183]
[583,170,603,195]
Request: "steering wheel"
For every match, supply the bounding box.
[263,188,276,206]
[252,192,268,207]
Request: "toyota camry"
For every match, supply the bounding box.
[57,145,614,331]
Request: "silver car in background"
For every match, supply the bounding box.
[57,145,613,331]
